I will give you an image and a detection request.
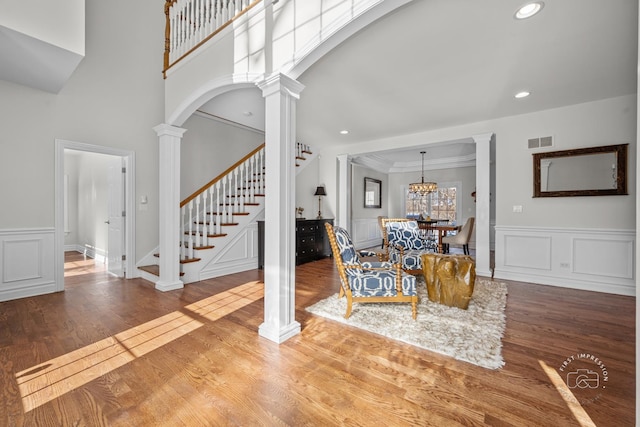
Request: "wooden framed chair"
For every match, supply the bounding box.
[442,217,475,255]
[377,215,387,248]
[380,218,437,275]
[324,223,418,319]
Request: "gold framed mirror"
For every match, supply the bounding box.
[533,144,628,197]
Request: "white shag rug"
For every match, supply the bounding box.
[306,278,507,369]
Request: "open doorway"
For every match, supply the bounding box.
[54,140,136,291]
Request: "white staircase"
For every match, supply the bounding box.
[137,142,316,284]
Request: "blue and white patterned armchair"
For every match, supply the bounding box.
[381,218,437,275]
[325,223,418,319]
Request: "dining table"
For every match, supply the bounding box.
[419,222,460,253]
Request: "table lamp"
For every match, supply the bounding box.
[314,186,326,219]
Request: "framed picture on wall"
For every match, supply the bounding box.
[364,177,381,208]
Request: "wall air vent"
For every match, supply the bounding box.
[528,136,553,149]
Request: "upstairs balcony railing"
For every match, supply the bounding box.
[163,0,260,77]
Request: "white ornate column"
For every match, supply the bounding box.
[336,154,351,229]
[472,132,493,278]
[257,73,304,343]
[153,124,186,292]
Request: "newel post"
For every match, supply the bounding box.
[154,123,187,291]
[257,73,304,343]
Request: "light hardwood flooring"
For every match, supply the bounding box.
[0,251,634,426]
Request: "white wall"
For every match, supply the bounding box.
[0,0,165,264]
[295,156,329,219]
[319,95,636,294]
[0,0,85,55]
[181,114,264,198]
[322,95,636,231]
[498,96,635,229]
[351,164,388,220]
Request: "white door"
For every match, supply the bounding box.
[107,162,125,277]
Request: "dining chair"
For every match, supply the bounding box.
[442,217,475,255]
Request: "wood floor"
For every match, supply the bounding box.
[0,252,634,426]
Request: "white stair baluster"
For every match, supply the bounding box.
[215,181,222,234]
[205,0,211,34]
[180,205,186,261]
[194,195,201,249]
[215,0,222,28]
[208,186,215,242]
[221,176,228,226]
[201,190,208,244]
[198,0,204,38]
[239,162,245,211]
[222,0,228,23]
[259,149,265,195]
[253,153,259,202]
[227,173,233,223]
[187,200,194,259]
[233,169,239,215]
[192,0,197,48]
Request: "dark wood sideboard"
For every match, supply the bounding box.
[257,218,333,269]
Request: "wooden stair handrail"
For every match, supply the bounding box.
[180,143,265,208]
[163,0,262,78]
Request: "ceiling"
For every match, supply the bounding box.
[0,25,83,93]
[200,0,637,173]
[5,1,631,170]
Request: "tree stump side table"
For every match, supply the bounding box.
[421,253,476,310]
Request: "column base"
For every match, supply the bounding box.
[155,280,184,292]
[258,320,301,344]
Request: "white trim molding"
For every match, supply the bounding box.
[351,218,383,250]
[494,225,635,296]
[0,228,56,302]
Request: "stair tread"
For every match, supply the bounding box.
[206,212,250,215]
[138,265,185,277]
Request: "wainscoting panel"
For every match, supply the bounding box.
[0,229,56,302]
[503,235,551,270]
[494,226,635,296]
[351,218,382,250]
[573,238,634,279]
[199,223,259,280]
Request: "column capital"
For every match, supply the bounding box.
[258,73,305,99]
[472,132,494,144]
[154,123,187,138]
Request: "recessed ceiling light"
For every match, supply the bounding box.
[515,91,530,99]
[340,130,349,135]
[515,1,544,19]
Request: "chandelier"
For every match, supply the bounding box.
[409,151,437,196]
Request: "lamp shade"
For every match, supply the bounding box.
[314,186,327,196]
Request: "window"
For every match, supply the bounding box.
[406,185,459,223]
